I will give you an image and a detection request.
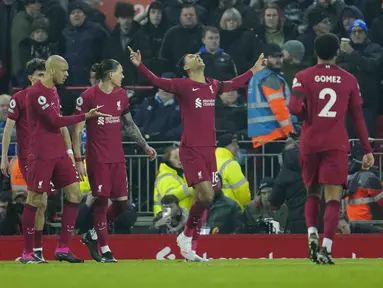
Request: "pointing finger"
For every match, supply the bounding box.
[127,46,134,53]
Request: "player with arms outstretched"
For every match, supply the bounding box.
[289,34,374,265]
[72,59,156,263]
[129,46,266,261]
[23,55,109,264]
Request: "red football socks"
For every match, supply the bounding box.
[22,204,37,254]
[305,195,321,230]
[106,201,127,223]
[323,200,341,241]
[184,200,206,237]
[58,202,79,248]
[34,230,43,249]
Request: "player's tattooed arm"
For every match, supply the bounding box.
[122,112,148,149]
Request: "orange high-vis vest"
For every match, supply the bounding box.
[345,188,383,221]
[9,156,27,193]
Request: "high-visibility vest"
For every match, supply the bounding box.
[9,156,27,193]
[80,160,91,193]
[247,68,295,148]
[345,188,383,221]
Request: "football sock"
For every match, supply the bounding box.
[305,195,321,235]
[94,197,109,247]
[323,200,340,253]
[22,204,37,254]
[58,202,79,248]
[34,230,43,250]
[106,200,127,223]
[184,200,206,237]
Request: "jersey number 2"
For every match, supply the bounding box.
[318,88,337,118]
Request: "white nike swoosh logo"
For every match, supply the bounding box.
[192,88,199,91]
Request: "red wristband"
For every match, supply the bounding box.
[74,157,82,162]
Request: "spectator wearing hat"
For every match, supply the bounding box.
[134,72,181,142]
[11,0,42,84]
[337,5,364,39]
[60,1,108,86]
[248,43,295,179]
[281,40,306,89]
[298,7,331,65]
[244,177,288,231]
[17,17,58,86]
[305,0,345,33]
[337,19,383,138]
[103,1,151,86]
[215,134,250,211]
[197,26,237,81]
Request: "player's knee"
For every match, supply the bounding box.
[112,199,128,213]
[27,191,46,208]
[324,185,342,202]
[93,196,109,213]
[307,184,322,198]
[195,181,214,204]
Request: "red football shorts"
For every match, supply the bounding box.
[87,162,128,198]
[18,158,28,183]
[179,146,218,187]
[300,150,348,187]
[27,155,79,193]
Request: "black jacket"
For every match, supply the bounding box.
[269,145,307,234]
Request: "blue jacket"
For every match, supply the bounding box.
[248,68,296,143]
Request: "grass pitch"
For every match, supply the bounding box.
[0,259,381,288]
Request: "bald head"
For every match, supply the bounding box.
[45,55,69,85]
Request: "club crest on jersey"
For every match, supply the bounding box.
[117,101,121,110]
[8,99,16,113]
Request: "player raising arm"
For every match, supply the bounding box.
[21,55,109,264]
[72,59,156,263]
[288,34,373,265]
[129,46,266,261]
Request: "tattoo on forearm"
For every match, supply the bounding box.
[122,112,147,148]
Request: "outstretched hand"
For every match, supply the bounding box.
[128,46,141,67]
[250,53,267,74]
[85,105,112,119]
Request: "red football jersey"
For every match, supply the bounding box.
[7,89,29,160]
[75,85,129,163]
[289,64,371,154]
[137,63,252,147]
[27,81,85,160]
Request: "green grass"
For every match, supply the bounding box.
[0,259,382,288]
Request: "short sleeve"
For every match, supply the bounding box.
[291,73,307,99]
[29,89,54,113]
[75,93,90,114]
[7,95,20,121]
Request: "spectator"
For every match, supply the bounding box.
[11,0,42,84]
[281,40,306,88]
[298,7,331,65]
[219,8,262,74]
[363,0,382,27]
[82,0,109,32]
[0,94,16,157]
[215,90,247,136]
[197,26,237,80]
[164,0,208,26]
[134,73,181,141]
[17,17,57,86]
[152,146,194,216]
[0,190,22,236]
[149,195,188,234]
[209,0,259,30]
[42,0,67,43]
[244,177,288,232]
[103,1,150,85]
[215,134,251,211]
[370,4,383,47]
[60,1,108,86]
[278,0,312,26]
[159,4,203,73]
[258,3,298,48]
[135,1,169,76]
[207,173,243,234]
[268,139,307,234]
[337,5,364,39]
[338,213,383,234]
[337,19,383,138]
[305,0,345,33]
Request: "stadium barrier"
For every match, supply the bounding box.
[0,234,383,260]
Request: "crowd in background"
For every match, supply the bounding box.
[1,0,383,236]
